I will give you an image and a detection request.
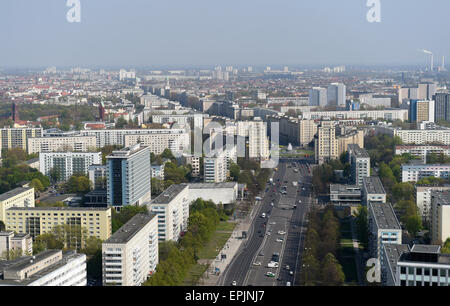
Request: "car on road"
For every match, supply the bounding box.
[266,272,275,278]
[267,261,279,268]
[253,262,261,266]
[270,222,276,225]
[261,213,266,218]
[266,232,271,236]
[285,265,290,270]
[231,281,237,286]
[276,238,284,242]
[278,231,286,235]
[286,281,291,286]
[258,252,264,256]
[298,200,302,203]
[270,202,274,206]
[289,271,294,276]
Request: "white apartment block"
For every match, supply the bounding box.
[315,121,338,164]
[396,145,450,162]
[302,109,409,121]
[401,164,450,182]
[0,187,35,224]
[204,151,228,183]
[0,250,87,286]
[348,144,370,186]
[80,129,190,155]
[431,190,450,244]
[368,201,402,260]
[102,213,158,286]
[362,176,386,206]
[394,129,450,145]
[39,152,102,182]
[0,232,32,259]
[88,164,107,190]
[415,185,450,224]
[183,154,201,177]
[236,118,270,160]
[27,136,97,154]
[149,184,190,242]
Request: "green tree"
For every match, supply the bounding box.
[406,215,422,238]
[321,253,345,286]
[30,178,45,192]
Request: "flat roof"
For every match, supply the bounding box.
[383,244,410,281]
[411,244,441,254]
[330,184,361,194]
[348,144,370,158]
[104,213,156,244]
[370,202,401,230]
[151,184,188,205]
[188,182,238,189]
[363,176,386,195]
[431,190,450,206]
[0,187,33,202]
[7,207,110,212]
[107,143,149,159]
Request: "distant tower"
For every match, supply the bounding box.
[99,102,105,121]
[11,102,19,122]
[165,77,170,90]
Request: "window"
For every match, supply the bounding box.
[416,268,422,275]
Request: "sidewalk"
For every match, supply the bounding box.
[197,203,258,286]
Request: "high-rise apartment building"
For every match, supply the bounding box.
[315,121,338,164]
[39,152,102,182]
[27,135,97,154]
[327,83,346,106]
[106,144,151,208]
[102,213,158,286]
[430,190,450,244]
[434,93,450,123]
[0,127,43,152]
[348,144,370,186]
[309,87,327,107]
[409,100,435,123]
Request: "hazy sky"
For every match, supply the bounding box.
[1,0,449,68]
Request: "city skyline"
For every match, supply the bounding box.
[1,0,450,67]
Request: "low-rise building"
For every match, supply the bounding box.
[102,213,158,286]
[382,244,450,286]
[188,182,239,206]
[0,250,87,286]
[329,184,361,206]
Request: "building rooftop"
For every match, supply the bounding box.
[348,144,370,158]
[330,184,361,194]
[363,176,386,195]
[104,213,156,244]
[107,143,149,159]
[188,182,238,189]
[383,244,410,281]
[7,207,110,212]
[370,202,401,230]
[411,244,441,254]
[0,187,33,202]
[431,190,450,206]
[151,184,189,205]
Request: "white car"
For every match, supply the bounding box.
[289,271,294,276]
[298,200,302,203]
[278,231,286,235]
[270,222,276,225]
[270,202,274,206]
[267,261,279,268]
[276,238,284,242]
[232,281,237,286]
[253,262,262,266]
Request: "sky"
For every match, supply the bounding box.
[1,0,449,68]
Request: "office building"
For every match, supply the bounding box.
[382,244,450,286]
[106,144,151,208]
[27,136,97,154]
[4,207,112,241]
[0,250,87,286]
[327,83,346,106]
[362,176,386,206]
[0,187,35,223]
[348,144,371,186]
[309,87,327,107]
[434,93,450,123]
[39,152,102,183]
[149,184,190,241]
[431,190,450,244]
[401,164,450,182]
[102,213,158,286]
[368,201,402,260]
[0,127,43,152]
